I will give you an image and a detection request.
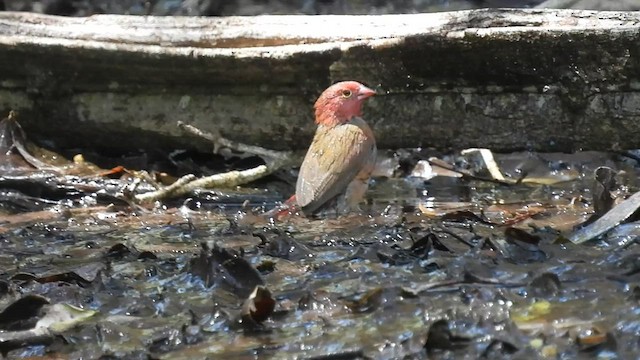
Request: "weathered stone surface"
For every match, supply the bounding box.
[1,9,640,152]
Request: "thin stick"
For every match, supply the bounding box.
[177,121,292,163]
[134,123,296,203]
[427,158,514,186]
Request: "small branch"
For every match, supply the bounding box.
[427,157,514,186]
[134,162,286,203]
[134,174,197,203]
[177,121,292,163]
[133,123,296,204]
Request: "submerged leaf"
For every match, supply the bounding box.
[240,285,276,326]
[38,303,97,333]
[189,243,264,298]
[0,297,95,353]
[0,295,49,331]
[424,319,471,352]
[592,167,616,218]
[569,191,640,244]
[344,287,384,314]
[511,300,552,325]
[528,273,562,298]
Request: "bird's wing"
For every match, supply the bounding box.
[296,119,375,214]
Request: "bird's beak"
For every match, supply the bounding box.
[357,85,376,100]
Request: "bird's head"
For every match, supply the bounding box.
[314,81,376,127]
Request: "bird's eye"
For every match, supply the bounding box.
[341,89,352,98]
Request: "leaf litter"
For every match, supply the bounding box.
[0,112,640,358]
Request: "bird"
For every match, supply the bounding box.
[294,81,377,216]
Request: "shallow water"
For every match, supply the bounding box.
[0,151,639,359]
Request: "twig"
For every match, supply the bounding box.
[134,174,197,203]
[134,123,296,203]
[427,157,513,186]
[177,121,292,163]
[460,148,507,181]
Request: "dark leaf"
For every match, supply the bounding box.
[528,272,561,298]
[441,210,492,224]
[376,244,415,266]
[344,288,384,314]
[182,324,203,345]
[138,251,158,260]
[504,227,541,246]
[409,233,434,255]
[0,295,49,331]
[569,191,640,244]
[189,243,264,298]
[0,281,11,298]
[255,260,277,274]
[148,328,182,354]
[575,327,616,353]
[629,285,640,302]
[106,243,133,259]
[256,230,311,261]
[424,319,471,352]
[481,339,519,358]
[592,166,616,217]
[240,285,276,327]
[0,112,38,172]
[487,236,547,264]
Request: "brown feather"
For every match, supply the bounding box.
[296,117,376,214]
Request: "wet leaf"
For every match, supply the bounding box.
[39,303,97,333]
[569,191,640,244]
[255,230,311,260]
[440,210,492,224]
[0,295,49,331]
[240,285,276,326]
[424,319,471,352]
[0,111,43,172]
[571,326,617,353]
[0,144,638,357]
[629,286,640,302]
[344,288,384,314]
[488,233,547,264]
[106,243,133,259]
[592,166,616,218]
[255,260,277,274]
[603,221,640,248]
[481,339,519,358]
[189,243,264,298]
[504,227,541,246]
[511,300,552,325]
[11,264,104,288]
[528,272,562,298]
[376,244,417,266]
[0,293,93,353]
[409,232,439,255]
